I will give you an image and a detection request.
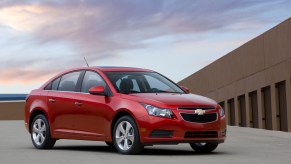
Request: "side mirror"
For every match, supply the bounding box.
[180,86,190,94]
[89,86,106,96]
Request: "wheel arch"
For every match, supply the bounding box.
[29,109,48,133]
[110,109,138,141]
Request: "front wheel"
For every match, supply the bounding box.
[113,116,143,154]
[30,114,56,149]
[189,142,218,153]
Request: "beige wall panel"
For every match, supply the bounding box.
[244,71,266,93]
[240,35,265,77]
[265,59,291,84]
[203,59,290,103]
[264,18,291,68]
[0,101,25,120]
[232,78,247,97]
[286,78,291,132]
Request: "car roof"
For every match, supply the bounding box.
[94,66,154,72]
[39,66,154,90]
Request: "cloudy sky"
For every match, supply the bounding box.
[0,0,290,93]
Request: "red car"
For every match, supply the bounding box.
[24,67,226,154]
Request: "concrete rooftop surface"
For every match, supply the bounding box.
[0,121,291,164]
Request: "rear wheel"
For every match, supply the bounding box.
[113,116,143,154]
[189,142,218,153]
[30,114,56,149]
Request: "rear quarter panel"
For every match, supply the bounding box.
[24,90,49,132]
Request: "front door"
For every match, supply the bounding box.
[72,71,114,138]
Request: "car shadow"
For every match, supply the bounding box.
[53,145,116,153]
[141,148,225,156]
[51,145,228,156]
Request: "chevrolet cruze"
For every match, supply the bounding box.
[24,66,226,154]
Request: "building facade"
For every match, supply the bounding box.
[179,18,291,132]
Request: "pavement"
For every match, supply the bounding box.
[0,121,291,164]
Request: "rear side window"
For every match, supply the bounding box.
[81,71,106,93]
[58,71,81,92]
[44,77,60,90]
[51,77,61,90]
[44,83,52,90]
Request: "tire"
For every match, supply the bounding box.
[30,114,56,149]
[113,116,143,154]
[189,142,218,153]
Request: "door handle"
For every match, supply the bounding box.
[48,98,56,103]
[75,102,83,106]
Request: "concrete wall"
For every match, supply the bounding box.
[0,101,24,120]
[179,18,291,132]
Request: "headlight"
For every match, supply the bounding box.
[143,104,173,118]
[219,108,225,117]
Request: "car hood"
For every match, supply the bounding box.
[123,93,217,107]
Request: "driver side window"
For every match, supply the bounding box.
[81,71,106,93]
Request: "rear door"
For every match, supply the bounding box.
[47,71,82,136]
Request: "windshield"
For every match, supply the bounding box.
[105,72,185,94]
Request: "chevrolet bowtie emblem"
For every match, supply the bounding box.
[194,109,206,115]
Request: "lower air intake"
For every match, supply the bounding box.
[184,131,218,138]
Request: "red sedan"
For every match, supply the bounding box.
[24,66,226,154]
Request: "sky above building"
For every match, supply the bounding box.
[0,0,290,93]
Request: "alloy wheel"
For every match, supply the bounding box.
[115,121,135,151]
[32,119,46,146]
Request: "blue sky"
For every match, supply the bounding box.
[0,0,290,93]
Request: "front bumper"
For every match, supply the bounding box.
[137,111,226,144]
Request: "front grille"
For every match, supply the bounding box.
[184,131,218,138]
[178,106,215,110]
[180,113,217,123]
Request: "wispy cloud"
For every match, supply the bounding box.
[2,1,286,54]
[0,0,290,92]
